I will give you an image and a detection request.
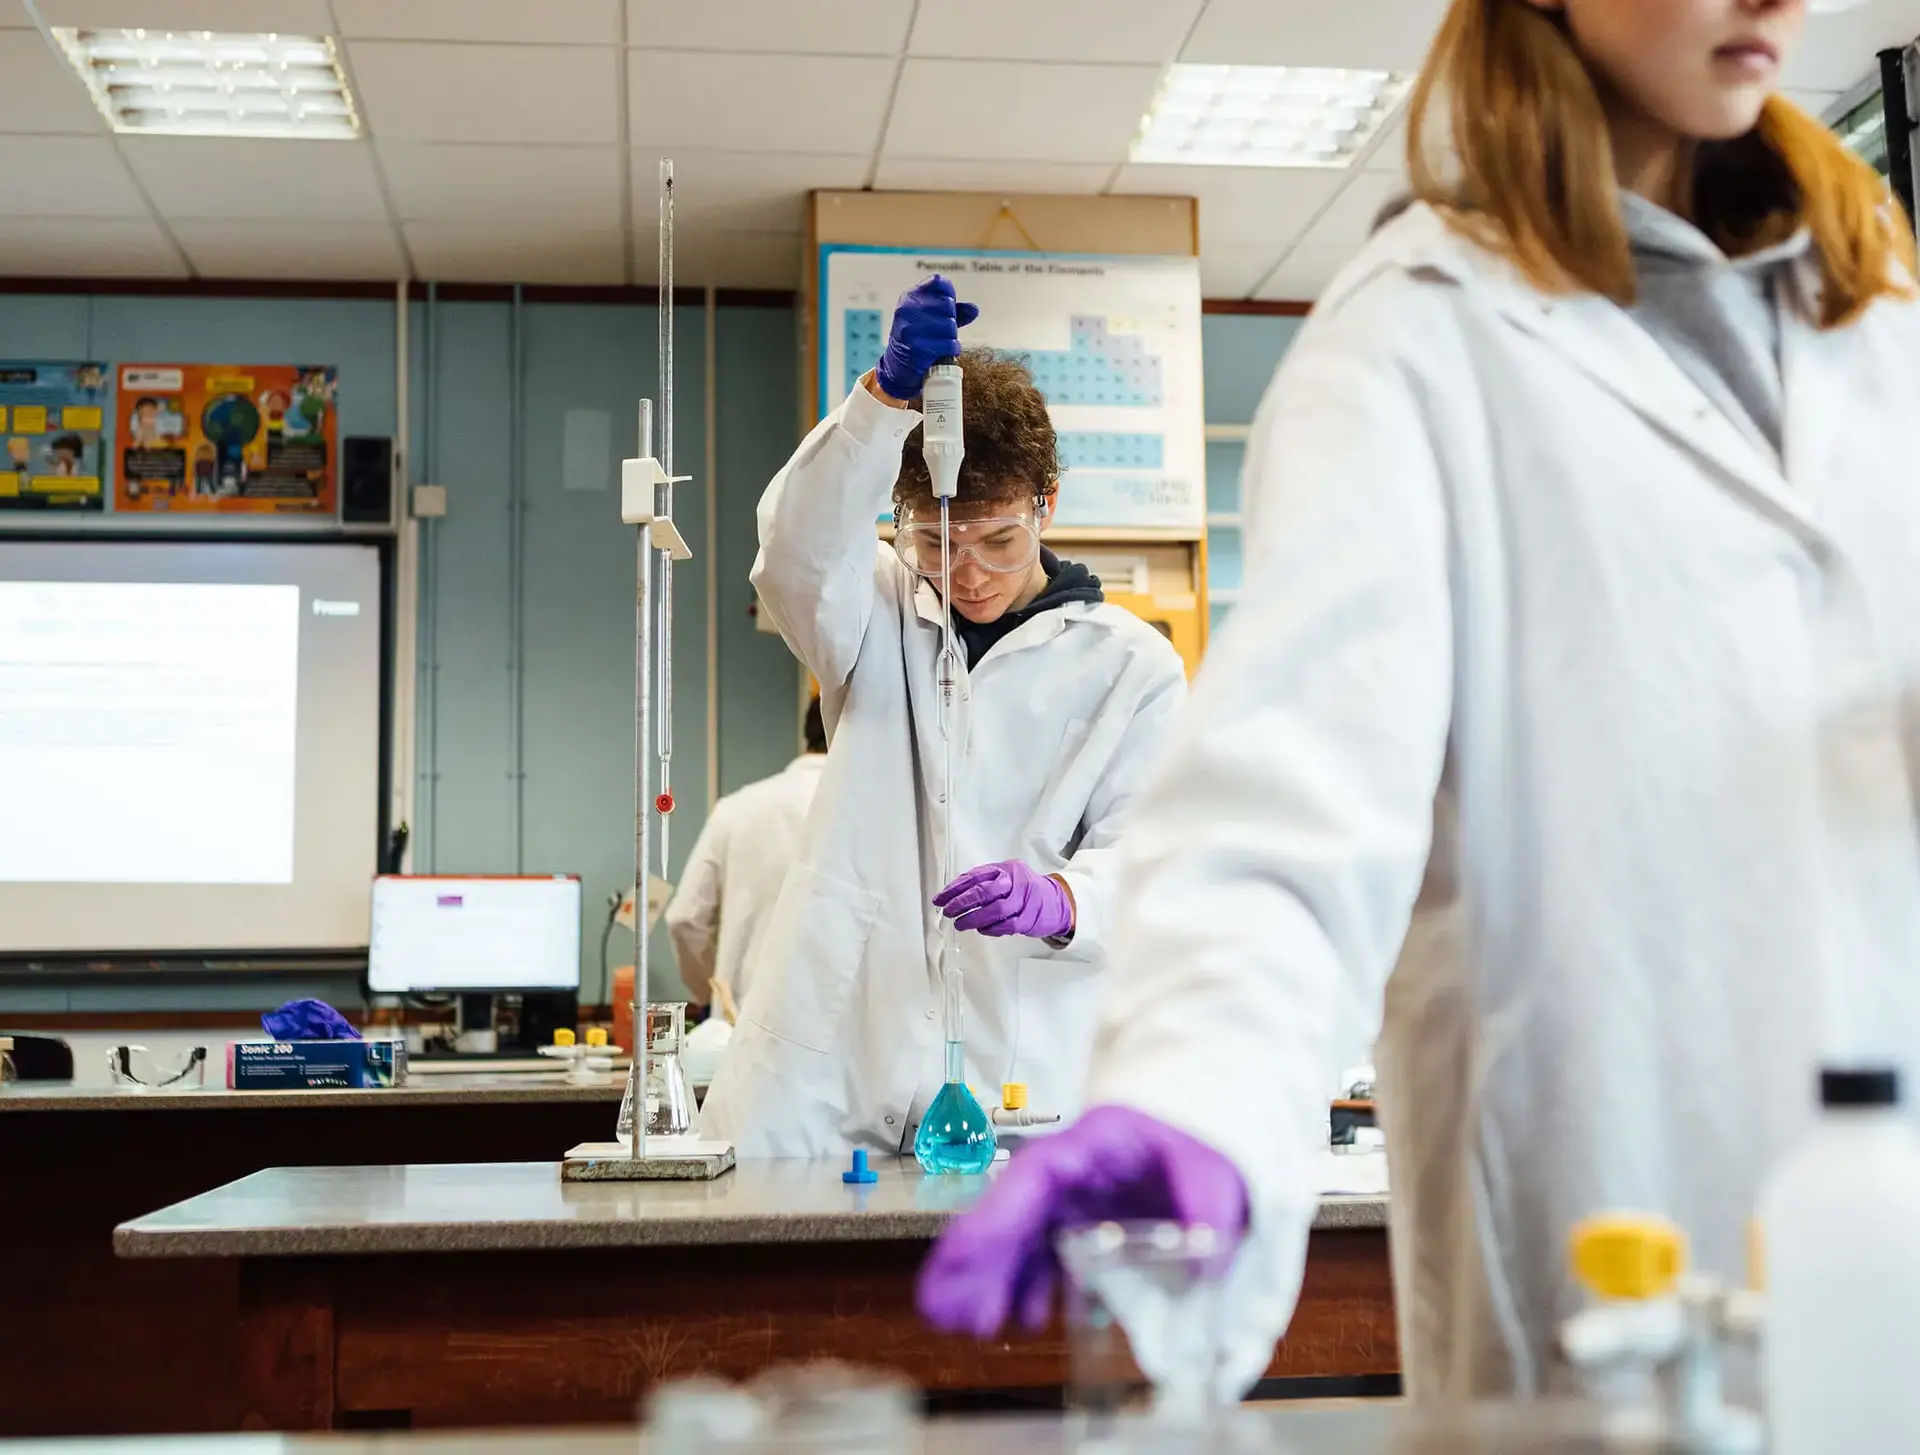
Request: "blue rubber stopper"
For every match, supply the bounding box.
[842,1148,877,1185]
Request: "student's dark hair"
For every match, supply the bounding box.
[803,698,827,755]
[134,397,160,409]
[893,347,1059,517]
[50,433,82,454]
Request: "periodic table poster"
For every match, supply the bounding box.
[819,246,1205,530]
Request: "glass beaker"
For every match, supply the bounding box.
[617,1002,696,1140]
[1056,1220,1248,1426]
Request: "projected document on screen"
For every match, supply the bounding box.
[0,581,301,884]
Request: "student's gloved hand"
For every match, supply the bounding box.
[934,860,1073,940]
[916,1105,1250,1335]
[873,274,979,401]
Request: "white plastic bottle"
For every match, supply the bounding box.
[1760,1067,1920,1452]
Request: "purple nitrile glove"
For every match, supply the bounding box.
[873,275,980,401]
[934,860,1074,940]
[916,1105,1250,1337]
[261,998,362,1041]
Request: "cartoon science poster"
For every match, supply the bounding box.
[0,362,109,512]
[114,363,338,514]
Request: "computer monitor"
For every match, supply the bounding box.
[367,875,582,995]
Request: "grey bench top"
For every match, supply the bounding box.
[0,1401,1672,1453]
[115,1155,1390,1258]
[0,1075,625,1113]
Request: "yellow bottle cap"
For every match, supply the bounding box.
[1002,1083,1027,1111]
[552,1027,576,1048]
[585,1027,608,1048]
[1569,1214,1686,1301]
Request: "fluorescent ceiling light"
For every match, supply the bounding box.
[53,29,361,140]
[1133,64,1408,169]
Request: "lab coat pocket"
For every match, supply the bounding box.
[1012,954,1105,1113]
[747,864,879,1056]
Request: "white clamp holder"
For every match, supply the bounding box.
[621,454,694,558]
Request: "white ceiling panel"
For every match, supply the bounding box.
[631,150,867,230]
[626,0,913,56]
[634,227,801,289]
[1254,244,1347,302]
[0,216,184,276]
[170,218,404,278]
[909,0,1202,63]
[628,51,895,154]
[1183,0,1446,71]
[871,157,1114,192]
[333,0,621,44]
[35,0,330,27]
[885,59,1160,163]
[1109,163,1343,247]
[1788,1,1920,91]
[0,1,34,22]
[380,143,622,226]
[0,136,144,216]
[1289,170,1411,251]
[0,30,104,133]
[349,41,620,144]
[1199,242,1286,299]
[1364,108,1411,178]
[122,137,389,221]
[405,219,626,284]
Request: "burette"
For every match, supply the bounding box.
[921,360,966,1079]
[623,158,692,1162]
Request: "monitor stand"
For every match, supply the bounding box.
[454,992,497,1053]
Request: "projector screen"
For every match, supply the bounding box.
[0,539,384,954]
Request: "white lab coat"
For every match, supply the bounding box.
[1087,203,1920,1400]
[665,753,826,1008]
[702,383,1187,1158]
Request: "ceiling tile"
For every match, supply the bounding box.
[633,227,800,289]
[1200,242,1285,299]
[169,218,404,279]
[625,0,912,55]
[631,150,868,231]
[1253,245,1347,303]
[348,41,619,144]
[909,0,1202,63]
[0,1,33,22]
[0,216,184,276]
[0,136,145,216]
[380,143,621,226]
[1364,108,1411,178]
[1788,1,1920,91]
[871,158,1114,192]
[121,137,389,221]
[334,0,620,43]
[884,59,1160,163]
[0,30,104,133]
[1783,88,1845,120]
[35,0,330,26]
[1109,163,1344,248]
[1182,0,1446,71]
[627,50,894,153]
[405,219,627,284]
[1302,171,1409,245]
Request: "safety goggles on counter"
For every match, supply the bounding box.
[893,514,1041,579]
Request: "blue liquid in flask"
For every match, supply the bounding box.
[914,1044,998,1174]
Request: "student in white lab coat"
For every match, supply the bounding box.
[665,698,828,1013]
[921,0,1920,1402]
[701,288,1187,1157]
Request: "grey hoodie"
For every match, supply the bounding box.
[1619,189,1809,462]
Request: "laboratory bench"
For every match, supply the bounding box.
[113,1157,1396,1432]
[0,1401,1667,1452]
[0,1074,624,1438]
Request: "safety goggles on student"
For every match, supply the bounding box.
[893,514,1042,578]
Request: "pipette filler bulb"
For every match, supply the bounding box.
[922,361,964,500]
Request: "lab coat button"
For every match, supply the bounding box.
[925,1010,936,1020]
[885,1115,897,1126]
